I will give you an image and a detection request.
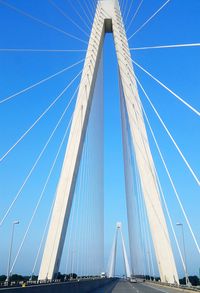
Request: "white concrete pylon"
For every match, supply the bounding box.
[39,0,179,284]
[119,223,131,278]
[107,223,119,278]
[107,222,131,278]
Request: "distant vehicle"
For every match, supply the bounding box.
[100,272,106,278]
[130,278,137,283]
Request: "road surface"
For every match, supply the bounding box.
[93,279,196,293]
[0,279,197,293]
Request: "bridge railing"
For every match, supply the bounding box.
[0,276,113,289]
[146,280,200,292]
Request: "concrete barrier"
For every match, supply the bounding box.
[0,278,118,292]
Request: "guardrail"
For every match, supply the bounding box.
[0,277,118,292]
[146,280,200,292]
[0,276,102,288]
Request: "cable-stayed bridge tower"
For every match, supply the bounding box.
[108,222,131,278]
[38,0,179,283]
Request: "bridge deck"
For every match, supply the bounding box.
[93,280,199,293]
[0,279,199,292]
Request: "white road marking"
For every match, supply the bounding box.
[132,285,140,293]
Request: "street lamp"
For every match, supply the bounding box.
[6,220,20,283]
[176,222,191,286]
[70,250,76,280]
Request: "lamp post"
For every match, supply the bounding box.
[6,220,20,283]
[176,222,190,286]
[70,249,76,280]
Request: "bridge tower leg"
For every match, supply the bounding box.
[39,0,179,284]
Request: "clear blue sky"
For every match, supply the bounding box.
[0,0,199,278]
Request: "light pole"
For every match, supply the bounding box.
[176,222,191,286]
[70,249,76,280]
[6,220,19,283]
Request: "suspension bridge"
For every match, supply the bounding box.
[0,0,199,292]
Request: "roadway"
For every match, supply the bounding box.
[0,279,198,293]
[92,279,197,293]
